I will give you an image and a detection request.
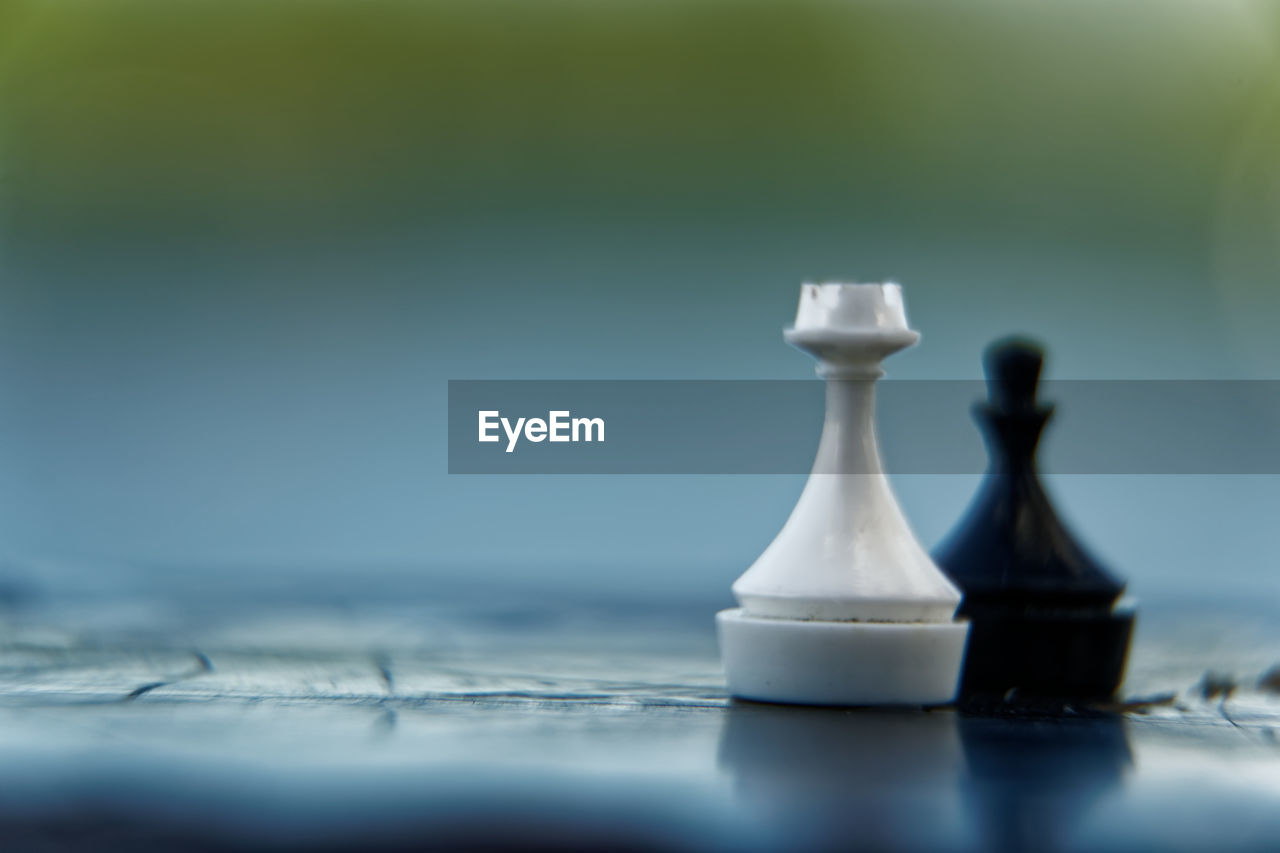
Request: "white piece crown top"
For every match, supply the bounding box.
[792,280,911,333]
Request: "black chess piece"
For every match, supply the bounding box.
[934,337,1135,703]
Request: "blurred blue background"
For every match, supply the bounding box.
[0,0,1276,605]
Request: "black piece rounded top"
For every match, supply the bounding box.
[985,337,1044,414]
[934,337,1126,614]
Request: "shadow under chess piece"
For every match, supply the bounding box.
[959,714,1132,853]
[934,338,1135,703]
[717,704,965,850]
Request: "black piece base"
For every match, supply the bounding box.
[958,606,1135,702]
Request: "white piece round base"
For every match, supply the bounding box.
[717,608,969,707]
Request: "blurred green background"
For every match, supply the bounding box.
[0,0,1276,600]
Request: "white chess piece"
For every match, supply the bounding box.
[718,283,969,706]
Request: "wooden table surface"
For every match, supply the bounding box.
[0,568,1277,851]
